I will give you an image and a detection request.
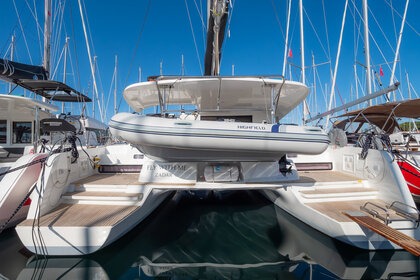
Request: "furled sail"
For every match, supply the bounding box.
[204,0,229,76]
[0,58,48,83]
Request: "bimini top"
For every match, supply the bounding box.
[123,76,309,120]
[335,98,420,134]
[14,80,92,103]
[340,98,420,119]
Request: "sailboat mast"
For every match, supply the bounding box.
[325,0,348,129]
[299,0,309,123]
[389,0,409,101]
[78,0,104,122]
[43,0,52,79]
[62,36,69,113]
[8,35,15,93]
[362,0,372,105]
[299,0,305,85]
[282,0,292,77]
[114,55,118,115]
[204,0,228,76]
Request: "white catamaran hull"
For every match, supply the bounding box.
[16,187,171,256]
[15,144,172,256]
[262,145,420,250]
[0,153,47,229]
[109,113,330,162]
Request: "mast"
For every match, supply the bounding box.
[43,0,52,79]
[92,56,97,119]
[282,0,292,77]
[389,0,409,101]
[62,36,69,113]
[78,0,103,122]
[8,35,16,93]
[299,0,309,124]
[299,0,305,85]
[114,55,118,115]
[312,53,316,114]
[204,0,228,76]
[42,0,52,104]
[362,0,372,105]
[325,0,348,129]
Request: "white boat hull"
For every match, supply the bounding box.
[109,113,330,162]
[262,145,420,250]
[16,188,171,256]
[15,144,170,256]
[0,153,47,229]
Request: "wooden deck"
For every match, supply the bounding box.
[72,173,140,186]
[306,200,380,222]
[19,203,139,227]
[296,170,361,184]
[345,212,420,256]
[301,187,371,196]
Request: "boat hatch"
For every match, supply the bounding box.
[203,164,240,182]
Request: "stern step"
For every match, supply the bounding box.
[344,211,420,256]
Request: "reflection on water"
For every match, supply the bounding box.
[1,191,419,279]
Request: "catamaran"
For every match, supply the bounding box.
[14,0,420,257]
[0,81,108,231]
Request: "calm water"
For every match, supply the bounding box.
[0,191,419,280]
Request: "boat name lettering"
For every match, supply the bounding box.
[154,172,173,177]
[237,125,266,130]
[147,164,186,171]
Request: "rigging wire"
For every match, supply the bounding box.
[118,0,152,113]
[384,0,420,36]
[12,0,34,65]
[26,0,43,61]
[270,0,286,41]
[302,7,330,62]
[321,0,332,65]
[185,0,204,75]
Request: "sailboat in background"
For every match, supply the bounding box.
[0,0,108,231]
[333,98,420,202]
[261,0,420,253]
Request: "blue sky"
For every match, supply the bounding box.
[1,0,419,125]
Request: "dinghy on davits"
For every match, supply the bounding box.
[109,76,329,162]
[109,113,329,162]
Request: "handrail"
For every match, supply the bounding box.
[360,201,390,224]
[388,201,420,227]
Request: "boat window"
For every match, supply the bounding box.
[0,120,6,143]
[12,121,32,144]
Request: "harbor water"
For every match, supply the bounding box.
[0,190,419,280]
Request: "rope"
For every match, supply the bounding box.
[0,156,47,178]
[358,132,420,180]
[360,133,373,159]
[0,182,38,233]
[0,132,83,233]
[359,133,393,159]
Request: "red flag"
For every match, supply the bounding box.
[379,66,384,76]
[288,49,293,58]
